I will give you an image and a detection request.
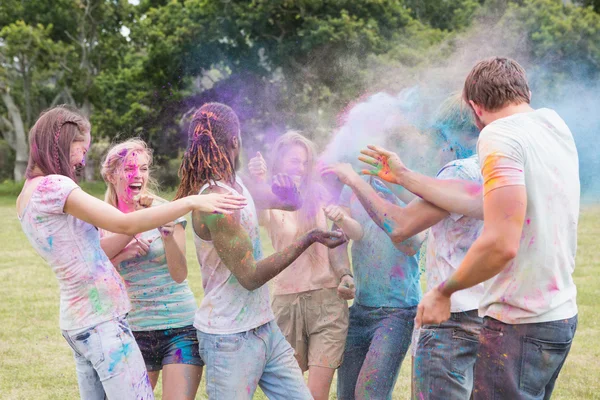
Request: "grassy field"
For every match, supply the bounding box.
[0,186,599,399]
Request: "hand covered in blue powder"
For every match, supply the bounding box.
[271,173,302,206]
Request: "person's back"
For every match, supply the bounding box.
[478,108,579,323]
[193,176,274,333]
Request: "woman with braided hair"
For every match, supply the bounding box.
[175,102,347,400]
[16,105,247,399]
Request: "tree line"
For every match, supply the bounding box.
[1,0,599,184]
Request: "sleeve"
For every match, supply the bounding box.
[36,175,80,215]
[174,215,187,229]
[436,163,475,222]
[477,127,526,197]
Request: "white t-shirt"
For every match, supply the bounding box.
[193,177,274,334]
[426,155,485,312]
[477,108,579,324]
[18,175,131,331]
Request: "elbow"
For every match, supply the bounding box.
[498,245,518,264]
[487,236,519,267]
[397,244,418,257]
[171,272,187,284]
[390,227,409,247]
[238,278,261,291]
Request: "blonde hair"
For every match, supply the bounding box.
[100,138,157,208]
[269,131,327,264]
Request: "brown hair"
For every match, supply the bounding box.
[25,105,91,181]
[463,57,530,112]
[100,138,157,208]
[174,102,240,199]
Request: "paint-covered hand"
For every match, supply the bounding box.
[158,221,175,238]
[337,275,355,300]
[191,193,248,214]
[415,287,451,328]
[308,229,347,249]
[120,238,152,261]
[271,173,302,206]
[248,151,267,183]
[359,145,408,185]
[320,163,359,185]
[134,193,154,210]
[323,205,345,223]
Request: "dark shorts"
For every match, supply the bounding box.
[133,325,204,372]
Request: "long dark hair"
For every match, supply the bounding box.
[174,102,240,199]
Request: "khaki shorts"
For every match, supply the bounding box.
[272,287,349,371]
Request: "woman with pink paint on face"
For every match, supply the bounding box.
[15,105,247,400]
[100,139,203,400]
[247,131,357,400]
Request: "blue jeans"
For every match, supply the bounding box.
[197,320,312,400]
[61,316,154,400]
[337,303,416,400]
[413,309,482,400]
[474,315,578,400]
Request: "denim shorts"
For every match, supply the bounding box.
[62,316,154,400]
[133,325,204,372]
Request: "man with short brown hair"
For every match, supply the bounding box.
[359,57,580,399]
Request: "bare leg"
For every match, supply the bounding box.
[161,364,203,400]
[307,365,336,400]
[148,371,160,390]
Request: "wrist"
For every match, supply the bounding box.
[346,172,362,187]
[395,167,410,185]
[437,279,455,298]
[304,229,318,246]
[339,269,353,280]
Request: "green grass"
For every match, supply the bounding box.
[0,184,599,399]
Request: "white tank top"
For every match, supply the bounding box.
[193,177,274,334]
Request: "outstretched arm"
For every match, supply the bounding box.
[359,145,483,219]
[198,186,346,291]
[65,189,246,237]
[322,164,446,255]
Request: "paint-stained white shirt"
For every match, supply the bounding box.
[426,155,485,312]
[19,175,130,330]
[193,177,274,334]
[477,108,579,324]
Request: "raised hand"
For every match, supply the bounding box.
[271,173,301,205]
[158,220,175,238]
[309,229,347,249]
[323,205,345,223]
[191,193,248,214]
[248,151,267,183]
[337,275,355,300]
[320,163,359,185]
[358,145,408,184]
[134,193,154,210]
